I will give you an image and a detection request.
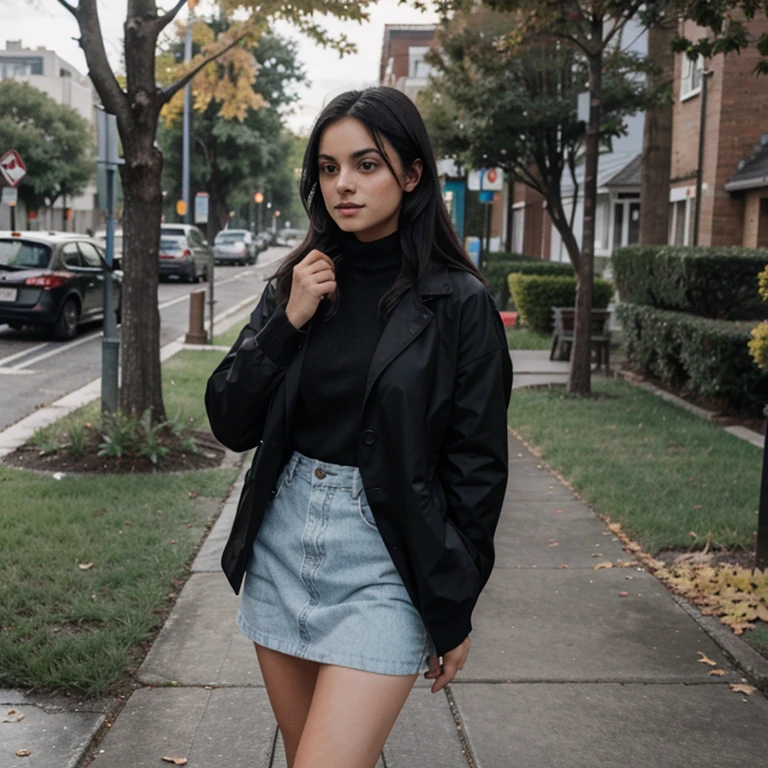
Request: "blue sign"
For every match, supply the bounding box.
[479,190,495,203]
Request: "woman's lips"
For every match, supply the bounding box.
[336,203,363,217]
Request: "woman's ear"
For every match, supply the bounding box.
[403,159,423,193]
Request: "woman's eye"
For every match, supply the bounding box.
[360,161,376,171]
[320,164,337,174]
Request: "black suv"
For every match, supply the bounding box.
[0,231,122,341]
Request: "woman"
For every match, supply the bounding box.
[205,87,512,768]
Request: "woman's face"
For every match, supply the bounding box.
[317,117,422,242]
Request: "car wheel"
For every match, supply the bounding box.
[52,298,79,341]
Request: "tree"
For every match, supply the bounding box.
[0,79,92,216]
[639,16,675,245]
[424,4,659,394]
[158,31,307,241]
[56,0,373,423]
[472,0,675,396]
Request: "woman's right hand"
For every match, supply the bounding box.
[285,249,337,330]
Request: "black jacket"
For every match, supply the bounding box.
[205,264,513,656]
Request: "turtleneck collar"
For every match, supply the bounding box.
[340,230,401,273]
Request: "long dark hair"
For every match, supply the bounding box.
[269,86,486,320]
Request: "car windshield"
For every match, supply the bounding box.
[216,232,246,244]
[159,238,184,251]
[0,239,52,269]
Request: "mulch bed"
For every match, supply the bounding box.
[3,429,226,474]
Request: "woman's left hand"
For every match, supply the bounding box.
[424,636,470,693]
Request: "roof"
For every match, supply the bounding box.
[725,140,768,192]
[604,153,643,187]
[561,152,642,195]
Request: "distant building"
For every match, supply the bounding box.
[0,40,98,233]
[380,25,437,102]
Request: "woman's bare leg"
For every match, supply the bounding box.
[254,644,322,768]
[293,664,418,768]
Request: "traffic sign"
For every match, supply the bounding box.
[194,192,209,224]
[1,186,18,206]
[176,199,187,217]
[467,167,504,191]
[0,149,27,187]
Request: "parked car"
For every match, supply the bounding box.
[254,232,270,252]
[275,228,306,247]
[213,228,257,265]
[158,235,209,283]
[0,231,122,341]
[158,224,211,281]
[93,227,124,269]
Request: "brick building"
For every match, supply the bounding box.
[671,16,768,247]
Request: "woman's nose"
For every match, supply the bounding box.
[336,168,355,194]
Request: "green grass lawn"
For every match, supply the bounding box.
[505,327,552,350]
[213,324,242,349]
[0,349,239,695]
[507,377,761,554]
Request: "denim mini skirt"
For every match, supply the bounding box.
[237,450,435,676]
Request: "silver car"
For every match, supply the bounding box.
[213,229,257,265]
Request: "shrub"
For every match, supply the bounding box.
[508,274,614,332]
[485,251,532,264]
[484,259,574,310]
[612,244,768,319]
[617,303,768,415]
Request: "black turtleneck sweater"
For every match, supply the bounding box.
[255,231,402,466]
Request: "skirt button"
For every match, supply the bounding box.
[314,467,326,479]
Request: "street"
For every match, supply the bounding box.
[0,246,287,432]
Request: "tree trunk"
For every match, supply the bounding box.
[118,143,166,423]
[639,19,675,245]
[569,32,602,397]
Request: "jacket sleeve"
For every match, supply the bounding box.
[437,290,513,592]
[205,280,306,452]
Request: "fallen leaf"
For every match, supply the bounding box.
[709,669,726,676]
[548,541,559,547]
[78,562,95,571]
[161,758,188,766]
[591,553,603,558]
[186,523,194,528]
[169,539,177,545]
[689,530,698,538]
[16,714,24,722]
[594,562,613,571]
[188,491,198,499]
[697,652,717,667]
[729,683,756,695]
[555,509,563,514]
[615,560,636,568]
[15,749,31,757]
[618,591,629,597]
[560,564,570,569]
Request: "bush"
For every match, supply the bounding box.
[508,274,614,332]
[484,259,574,310]
[612,244,768,319]
[485,251,532,264]
[617,303,768,415]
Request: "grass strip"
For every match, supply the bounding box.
[505,327,552,350]
[507,377,761,554]
[0,350,238,695]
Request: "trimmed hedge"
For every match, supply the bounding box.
[485,251,533,264]
[484,259,574,311]
[612,244,768,320]
[508,274,614,332]
[617,302,768,415]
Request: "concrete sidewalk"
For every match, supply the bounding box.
[4,351,768,767]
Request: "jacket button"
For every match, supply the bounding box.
[362,429,377,445]
[269,488,277,499]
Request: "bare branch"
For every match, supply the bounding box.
[74,0,130,127]
[159,30,250,105]
[155,0,188,34]
[55,0,77,16]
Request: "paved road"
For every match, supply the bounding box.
[0,247,287,431]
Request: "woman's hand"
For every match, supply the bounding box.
[424,636,470,694]
[285,249,337,329]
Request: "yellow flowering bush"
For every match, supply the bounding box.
[750,266,768,368]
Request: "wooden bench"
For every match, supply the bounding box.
[549,307,612,371]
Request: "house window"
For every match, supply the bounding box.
[511,206,525,254]
[681,54,704,100]
[611,197,641,251]
[669,198,695,245]
[408,47,432,80]
[0,56,43,78]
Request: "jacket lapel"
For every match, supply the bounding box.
[363,266,453,408]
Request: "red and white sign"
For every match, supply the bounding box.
[467,167,504,191]
[0,149,27,188]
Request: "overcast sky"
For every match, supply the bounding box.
[1,0,440,134]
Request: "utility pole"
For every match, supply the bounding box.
[182,0,195,224]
